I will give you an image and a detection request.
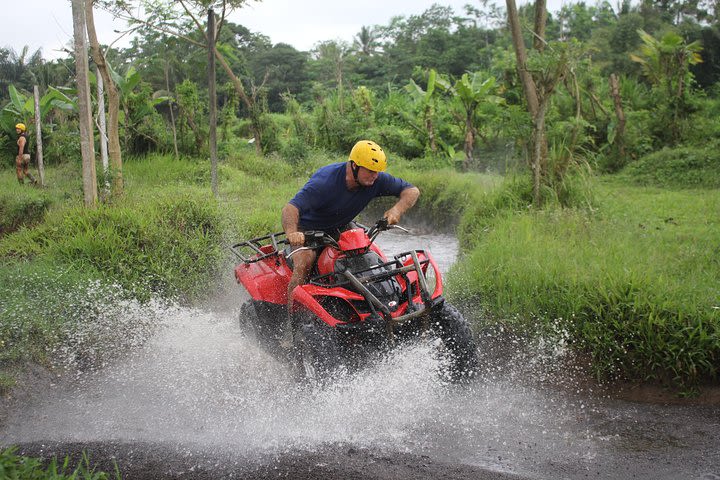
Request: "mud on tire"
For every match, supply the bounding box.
[432,302,479,382]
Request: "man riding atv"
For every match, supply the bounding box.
[281,140,420,346]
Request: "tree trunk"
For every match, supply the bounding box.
[426,115,437,153]
[532,99,549,206]
[85,0,122,195]
[71,0,97,207]
[336,61,344,115]
[507,0,551,206]
[533,0,548,52]
[213,47,263,154]
[96,67,109,196]
[33,85,45,187]
[506,0,539,118]
[463,113,474,171]
[609,73,626,160]
[208,8,219,197]
[165,61,179,158]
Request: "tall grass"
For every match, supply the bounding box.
[450,178,720,388]
[0,189,224,302]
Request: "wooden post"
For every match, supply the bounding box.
[208,8,218,197]
[33,85,45,187]
[72,0,97,207]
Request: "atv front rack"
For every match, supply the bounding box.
[230,232,287,264]
[311,249,439,324]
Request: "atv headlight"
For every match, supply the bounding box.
[423,263,437,295]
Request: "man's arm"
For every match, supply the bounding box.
[384,186,420,225]
[282,203,305,246]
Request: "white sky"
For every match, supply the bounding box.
[1,0,567,61]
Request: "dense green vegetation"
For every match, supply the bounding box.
[451,174,719,389]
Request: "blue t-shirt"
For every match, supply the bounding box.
[289,162,413,232]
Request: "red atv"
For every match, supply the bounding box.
[231,219,478,382]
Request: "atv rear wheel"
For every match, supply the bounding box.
[295,313,338,384]
[433,302,479,382]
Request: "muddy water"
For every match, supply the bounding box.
[1,230,718,479]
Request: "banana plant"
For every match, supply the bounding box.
[0,84,76,135]
[404,68,454,157]
[440,71,502,170]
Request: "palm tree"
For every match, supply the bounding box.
[631,29,702,143]
[353,26,378,56]
[0,46,44,101]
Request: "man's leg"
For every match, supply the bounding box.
[22,155,37,184]
[283,248,316,347]
[15,156,24,184]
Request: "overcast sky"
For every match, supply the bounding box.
[1,0,567,60]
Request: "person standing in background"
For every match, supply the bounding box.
[15,123,38,185]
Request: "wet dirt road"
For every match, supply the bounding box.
[1,231,718,479]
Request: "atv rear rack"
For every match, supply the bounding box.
[230,232,287,264]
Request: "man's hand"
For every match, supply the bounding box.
[383,206,401,225]
[384,186,419,225]
[287,231,305,246]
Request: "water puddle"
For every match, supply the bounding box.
[1,230,718,479]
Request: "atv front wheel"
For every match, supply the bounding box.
[239,302,259,340]
[295,313,338,384]
[433,302,479,382]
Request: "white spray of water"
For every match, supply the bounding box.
[2,231,716,480]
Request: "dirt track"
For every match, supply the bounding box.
[10,441,521,480]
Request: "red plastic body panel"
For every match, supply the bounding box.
[234,229,445,328]
[235,246,292,304]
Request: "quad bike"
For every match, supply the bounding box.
[231,219,478,382]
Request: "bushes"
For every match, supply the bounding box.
[619,143,720,188]
[0,188,224,302]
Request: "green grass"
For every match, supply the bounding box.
[618,142,720,189]
[0,448,117,479]
[450,176,720,388]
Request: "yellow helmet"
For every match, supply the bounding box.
[15,123,26,132]
[349,140,387,172]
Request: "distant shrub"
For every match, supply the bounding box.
[365,125,424,159]
[620,143,720,188]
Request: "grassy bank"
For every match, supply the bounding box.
[1,149,717,394]
[450,175,720,390]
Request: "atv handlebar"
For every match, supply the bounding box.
[285,218,409,259]
[368,218,409,242]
